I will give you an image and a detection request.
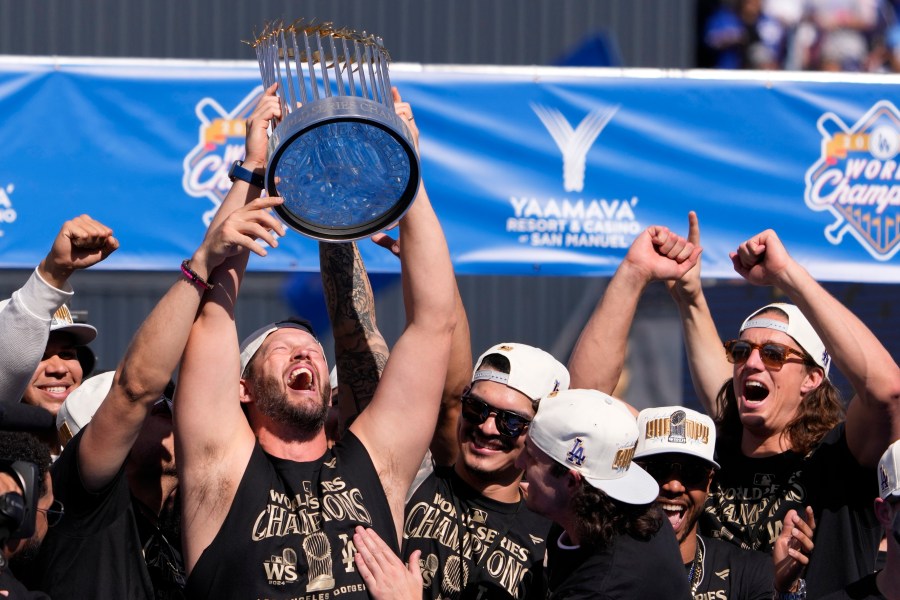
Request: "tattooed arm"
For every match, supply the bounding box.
[319,241,391,433]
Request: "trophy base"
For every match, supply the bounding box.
[266,95,420,242]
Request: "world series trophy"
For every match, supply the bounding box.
[251,21,420,241]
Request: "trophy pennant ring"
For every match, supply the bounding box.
[252,21,420,241]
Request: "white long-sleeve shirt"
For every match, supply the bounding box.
[0,268,73,404]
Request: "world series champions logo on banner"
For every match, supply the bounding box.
[182,87,264,225]
[804,100,900,261]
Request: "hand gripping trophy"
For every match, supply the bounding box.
[251,21,420,241]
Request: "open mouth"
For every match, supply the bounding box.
[287,366,314,391]
[469,431,510,453]
[37,384,71,399]
[742,380,770,403]
[659,502,686,532]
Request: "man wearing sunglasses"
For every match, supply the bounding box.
[175,90,462,600]
[18,93,290,599]
[634,406,810,600]
[403,342,569,600]
[574,215,900,597]
[673,226,900,599]
[0,431,56,599]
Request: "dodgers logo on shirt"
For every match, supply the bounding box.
[804,100,900,261]
[182,87,264,226]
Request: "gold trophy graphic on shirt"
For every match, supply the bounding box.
[251,20,420,241]
[302,531,335,592]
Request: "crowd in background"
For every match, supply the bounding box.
[698,0,900,72]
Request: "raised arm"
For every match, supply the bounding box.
[568,225,700,395]
[370,232,472,466]
[319,241,391,432]
[78,193,281,491]
[175,85,286,571]
[431,285,471,467]
[665,212,732,417]
[321,234,471,467]
[0,215,118,404]
[731,229,900,467]
[349,90,458,533]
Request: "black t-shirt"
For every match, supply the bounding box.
[185,430,397,599]
[0,567,49,600]
[29,428,158,600]
[402,465,551,600]
[819,572,887,600]
[545,520,691,599]
[701,423,881,599]
[690,535,772,600]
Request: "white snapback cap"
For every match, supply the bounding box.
[239,318,320,377]
[740,303,831,376]
[472,343,569,401]
[56,370,114,445]
[529,388,658,505]
[635,406,719,468]
[878,440,900,500]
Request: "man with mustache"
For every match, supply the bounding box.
[634,406,812,599]
[174,87,459,599]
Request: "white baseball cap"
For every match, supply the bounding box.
[472,343,569,402]
[529,388,658,505]
[634,406,719,469]
[878,440,900,500]
[56,370,113,445]
[740,303,831,376]
[49,304,98,346]
[0,300,98,347]
[239,318,320,377]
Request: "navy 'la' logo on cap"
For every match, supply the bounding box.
[567,438,586,467]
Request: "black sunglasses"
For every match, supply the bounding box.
[635,460,713,487]
[37,499,65,527]
[460,395,531,438]
[724,340,811,371]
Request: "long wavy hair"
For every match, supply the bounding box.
[550,462,662,550]
[715,317,845,456]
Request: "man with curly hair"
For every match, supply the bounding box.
[0,431,55,598]
[516,388,690,599]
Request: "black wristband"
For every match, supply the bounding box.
[228,160,266,188]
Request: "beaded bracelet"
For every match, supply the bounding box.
[180,259,213,291]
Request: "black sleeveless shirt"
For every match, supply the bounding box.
[185,431,397,599]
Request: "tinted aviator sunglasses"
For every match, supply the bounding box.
[723,340,812,371]
[460,395,531,438]
[635,460,713,487]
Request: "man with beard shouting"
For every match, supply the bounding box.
[174,87,459,599]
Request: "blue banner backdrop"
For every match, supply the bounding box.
[1,58,899,282]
